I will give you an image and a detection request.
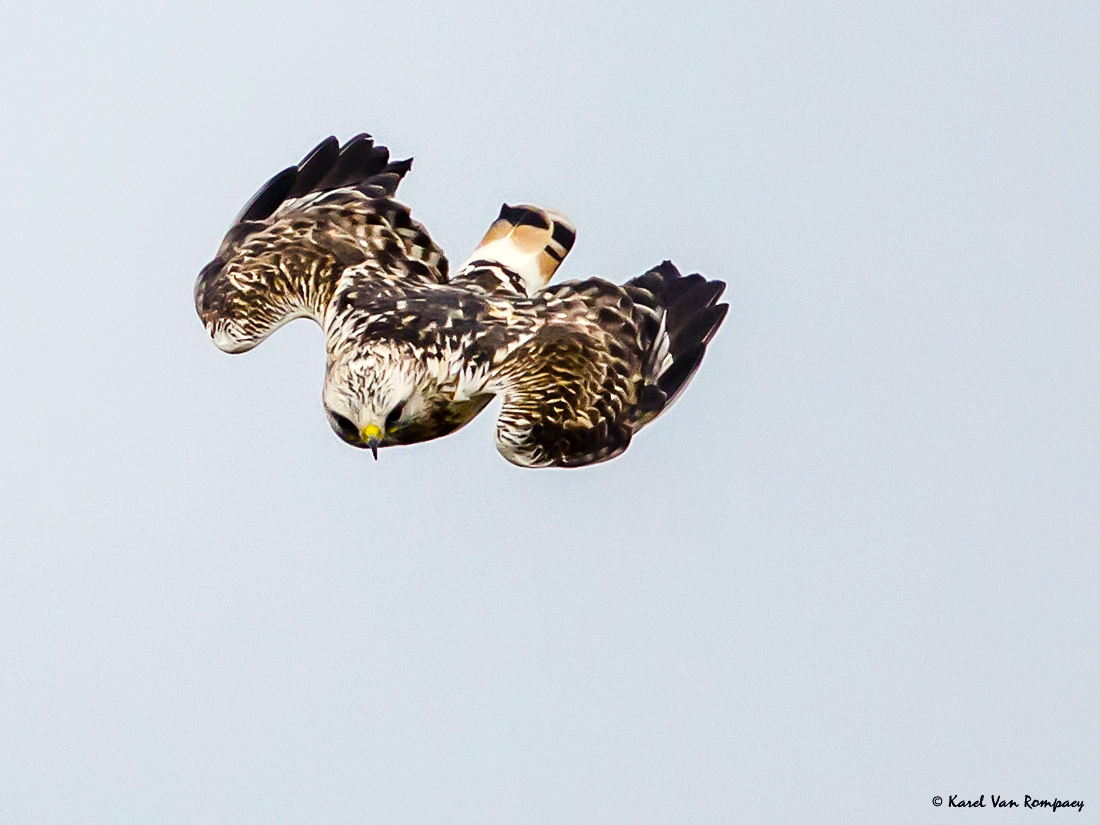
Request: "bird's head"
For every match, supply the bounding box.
[322,345,435,459]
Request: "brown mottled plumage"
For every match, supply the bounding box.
[195,133,727,467]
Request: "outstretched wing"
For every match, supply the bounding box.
[489,262,728,468]
[195,134,448,353]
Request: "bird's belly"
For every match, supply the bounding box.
[390,393,495,445]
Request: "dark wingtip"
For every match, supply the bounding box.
[703,303,729,345]
[286,136,340,198]
[222,132,413,245]
[288,133,409,198]
[630,262,730,417]
[656,343,706,401]
[663,272,706,305]
[671,279,726,314]
[386,157,413,176]
[672,303,728,355]
[656,260,680,278]
[234,166,297,224]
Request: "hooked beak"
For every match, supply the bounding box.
[360,424,382,460]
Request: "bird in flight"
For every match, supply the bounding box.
[195,133,728,467]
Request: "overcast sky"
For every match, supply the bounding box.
[1,1,1098,823]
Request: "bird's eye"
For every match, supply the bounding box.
[328,412,359,441]
[385,401,406,432]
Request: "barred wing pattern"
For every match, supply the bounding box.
[491,263,728,467]
[195,134,447,353]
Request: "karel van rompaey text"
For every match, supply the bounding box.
[932,794,1083,812]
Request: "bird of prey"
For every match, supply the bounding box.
[195,133,728,467]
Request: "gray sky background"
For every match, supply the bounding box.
[1,1,1097,822]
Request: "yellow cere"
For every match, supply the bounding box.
[360,424,383,440]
